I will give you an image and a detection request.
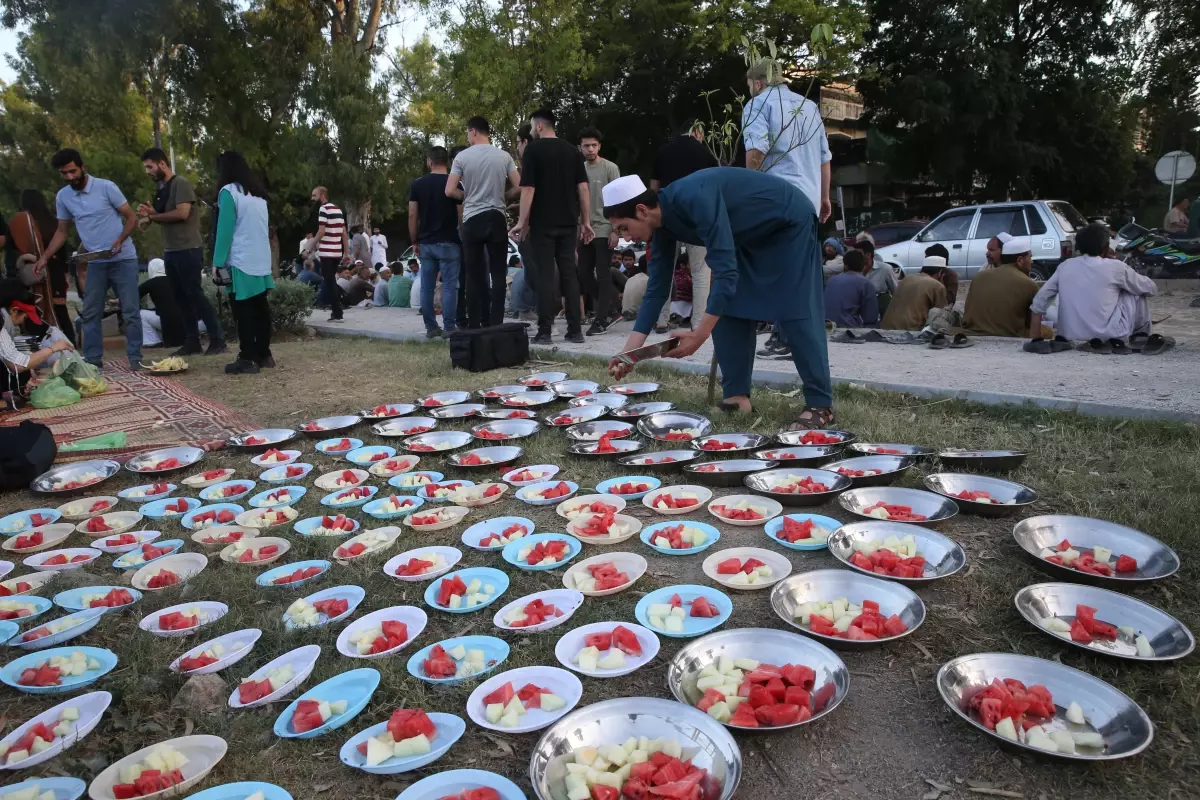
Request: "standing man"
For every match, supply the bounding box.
[307,186,350,323]
[511,107,593,345]
[743,57,832,361]
[34,149,142,369]
[136,148,226,357]
[577,126,620,335]
[410,146,463,337]
[650,123,719,334]
[349,225,372,269]
[370,227,388,269]
[446,116,520,328]
[603,169,835,429]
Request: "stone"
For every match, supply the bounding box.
[172,674,228,713]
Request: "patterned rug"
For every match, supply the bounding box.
[0,364,258,463]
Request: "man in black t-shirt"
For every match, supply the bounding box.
[510,107,593,344]
[407,146,462,336]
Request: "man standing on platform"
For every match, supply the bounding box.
[307,186,350,323]
[578,126,620,335]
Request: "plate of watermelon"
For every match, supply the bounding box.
[184,782,293,800]
[111,540,183,570]
[516,480,579,506]
[640,521,721,555]
[170,628,262,675]
[702,548,792,592]
[828,521,967,584]
[770,569,926,650]
[407,635,510,684]
[666,627,848,731]
[492,589,584,633]
[55,497,118,522]
[0,689,111,771]
[320,485,379,509]
[595,475,661,500]
[501,464,559,487]
[282,585,365,630]
[417,480,476,503]
[368,455,421,478]
[424,567,509,614]
[634,584,732,638]
[124,446,206,475]
[566,510,641,545]
[24,548,101,573]
[73,511,143,538]
[556,494,626,520]
[250,448,302,468]
[247,485,308,509]
[501,533,582,571]
[11,607,105,651]
[294,514,361,538]
[706,495,783,527]
[198,480,257,504]
[0,509,63,534]
[87,734,227,800]
[555,621,660,678]
[389,471,445,492]
[467,666,583,734]
[417,390,472,408]
[91,530,161,555]
[333,526,402,562]
[219,537,291,566]
[462,516,535,551]
[181,468,237,489]
[1012,515,1178,587]
[395,769,525,800]
[52,586,139,615]
[404,506,470,532]
[2,524,73,555]
[361,402,419,420]
[0,645,117,695]
[234,506,297,531]
[182,503,244,531]
[228,644,321,709]
[837,486,958,524]
[373,417,439,438]
[315,437,364,457]
[274,667,381,739]
[402,430,473,454]
[340,710,466,775]
[362,494,424,520]
[561,553,647,597]
[227,428,297,450]
[190,526,257,549]
[641,485,713,515]
[137,496,201,521]
[138,601,228,639]
[0,571,57,598]
[132,552,208,591]
[764,513,842,551]
[259,462,314,483]
[336,606,427,660]
[1,595,52,623]
[1,778,86,799]
[346,445,398,466]
[448,482,510,508]
[255,559,330,589]
[386,547,462,582]
[313,468,370,492]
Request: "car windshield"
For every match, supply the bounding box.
[918,211,974,243]
[1047,202,1088,232]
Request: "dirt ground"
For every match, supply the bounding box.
[1,337,1197,800]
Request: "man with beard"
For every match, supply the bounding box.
[34,148,143,369]
[137,148,226,357]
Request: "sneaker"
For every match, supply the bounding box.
[654,324,669,334]
[531,331,553,345]
[769,345,793,359]
[205,341,228,356]
[621,310,636,321]
[171,345,202,357]
[327,316,344,324]
[586,318,611,336]
[224,359,260,374]
[426,328,443,339]
[257,356,276,368]
[565,330,585,344]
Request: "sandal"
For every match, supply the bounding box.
[831,330,864,344]
[1077,338,1112,354]
[1141,334,1175,355]
[949,333,974,349]
[1049,335,1073,353]
[864,330,892,344]
[787,406,835,431]
[1108,338,1131,355]
[928,333,949,349]
[1128,333,1149,352]
[1023,338,1052,354]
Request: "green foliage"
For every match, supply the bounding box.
[204,278,317,339]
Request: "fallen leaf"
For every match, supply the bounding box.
[313,783,334,793]
[922,792,941,800]
[968,790,1023,799]
[483,733,514,757]
[183,717,194,736]
[926,779,951,791]
[910,640,935,661]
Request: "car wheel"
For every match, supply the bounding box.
[889,263,904,280]
[1028,264,1050,282]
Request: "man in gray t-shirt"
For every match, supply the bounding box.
[446,116,522,328]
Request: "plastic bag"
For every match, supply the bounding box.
[75,376,108,397]
[30,377,81,409]
[59,432,128,452]
[51,351,108,396]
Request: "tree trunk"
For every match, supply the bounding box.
[351,197,373,230]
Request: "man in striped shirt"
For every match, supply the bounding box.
[307,186,351,322]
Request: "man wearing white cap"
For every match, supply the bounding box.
[602,168,834,429]
[879,255,950,330]
[984,231,1013,269]
[962,236,1041,337]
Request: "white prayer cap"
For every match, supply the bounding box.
[147,258,166,279]
[1002,236,1032,255]
[603,175,649,208]
[996,232,1013,244]
[922,255,947,268]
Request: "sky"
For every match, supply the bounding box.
[0,25,21,84]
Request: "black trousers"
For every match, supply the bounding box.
[578,237,615,322]
[232,290,272,363]
[461,210,509,328]
[165,248,223,346]
[528,225,582,334]
[319,257,343,319]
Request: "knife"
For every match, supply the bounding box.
[615,337,680,365]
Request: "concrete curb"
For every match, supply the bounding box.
[310,322,1200,425]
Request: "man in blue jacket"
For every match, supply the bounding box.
[604,169,834,429]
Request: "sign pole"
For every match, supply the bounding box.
[1167,152,1179,210]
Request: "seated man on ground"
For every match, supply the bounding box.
[0,279,74,407]
[344,264,375,307]
[962,236,1040,337]
[388,260,414,308]
[821,237,845,282]
[880,255,951,330]
[373,266,391,306]
[824,250,879,327]
[506,256,536,319]
[1030,222,1157,345]
[138,257,187,348]
[923,243,959,307]
[856,238,897,316]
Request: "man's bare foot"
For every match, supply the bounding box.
[716,396,753,413]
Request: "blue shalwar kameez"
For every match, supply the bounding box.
[632,168,832,408]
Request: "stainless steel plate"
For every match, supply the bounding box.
[298,415,362,438]
[770,569,926,650]
[837,487,959,524]
[692,433,769,454]
[428,403,486,419]
[543,404,606,427]
[820,455,914,488]
[31,460,121,494]
[609,401,676,418]
[752,444,841,466]
[1012,515,1179,587]
[938,449,1028,472]
[828,521,967,584]
[226,428,296,449]
[401,430,475,454]
[744,467,852,507]
[125,446,205,474]
[849,442,934,459]
[567,439,644,458]
[637,411,713,441]
[568,393,629,411]
[924,473,1038,517]
[564,421,635,442]
[469,419,541,441]
[371,417,438,438]
[684,459,776,488]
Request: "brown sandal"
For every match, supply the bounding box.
[788,406,835,431]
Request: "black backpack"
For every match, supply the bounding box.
[0,421,57,491]
[448,323,530,373]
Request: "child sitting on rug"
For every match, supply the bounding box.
[0,279,75,409]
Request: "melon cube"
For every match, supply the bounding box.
[706,701,731,722]
[60,707,80,721]
[330,700,348,715]
[541,693,567,712]
[499,709,521,728]
[576,646,601,672]
[504,696,526,717]
[1092,546,1112,564]
[648,603,673,618]
[448,645,467,660]
[366,736,394,766]
[598,649,626,670]
[665,616,684,633]
[486,703,505,723]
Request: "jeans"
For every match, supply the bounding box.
[507,270,536,313]
[713,314,833,408]
[578,237,615,322]
[419,241,461,332]
[461,210,509,328]
[319,257,343,319]
[683,244,711,324]
[232,290,273,362]
[164,248,223,347]
[528,226,582,334]
[79,257,142,366]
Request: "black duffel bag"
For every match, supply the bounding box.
[0,421,57,491]
[448,323,530,373]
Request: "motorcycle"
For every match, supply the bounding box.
[1114,222,1200,278]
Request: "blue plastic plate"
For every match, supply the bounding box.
[363,495,424,520]
[316,437,363,456]
[183,782,294,800]
[112,539,183,569]
[294,516,361,538]
[181,503,245,530]
[634,584,733,638]
[388,471,445,492]
[320,485,379,508]
[256,559,331,589]
[0,594,52,622]
[282,585,366,630]
[273,667,380,738]
[0,509,62,536]
[596,475,662,501]
[417,480,475,503]
[198,480,257,503]
[0,777,88,800]
[0,645,117,695]
[0,620,16,644]
[53,586,142,612]
[501,533,582,571]
[406,635,510,684]
[260,463,314,483]
[396,769,526,800]
[346,445,398,466]
[247,485,308,508]
[461,516,535,551]
[515,480,579,506]
[763,512,843,551]
[340,712,466,775]
[640,520,722,556]
[137,497,200,520]
[423,567,509,614]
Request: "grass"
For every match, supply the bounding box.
[2,335,1199,800]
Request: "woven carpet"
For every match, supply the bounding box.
[0,364,257,463]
